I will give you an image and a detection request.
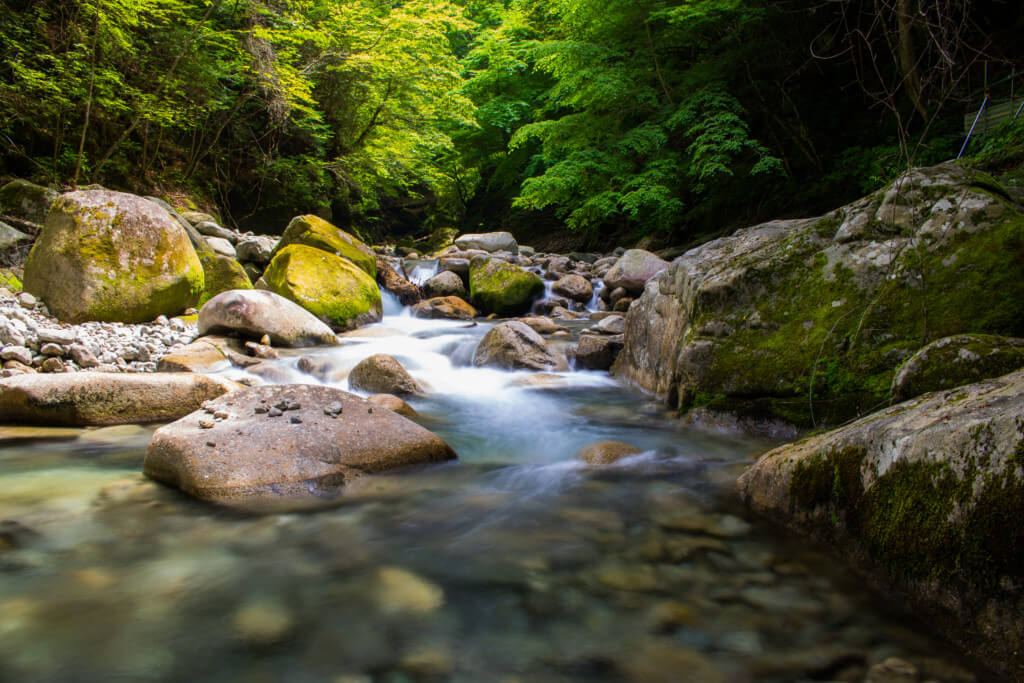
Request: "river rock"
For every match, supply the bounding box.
[0,221,31,251]
[439,257,470,279]
[891,334,1024,402]
[198,289,338,347]
[296,355,349,383]
[0,372,239,425]
[348,354,423,396]
[473,321,559,370]
[367,394,419,419]
[422,270,466,299]
[592,314,625,335]
[235,235,277,265]
[552,273,594,303]
[454,231,518,255]
[374,566,445,614]
[0,179,58,224]
[263,244,382,330]
[736,367,1024,680]
[179,211,218,226]
[157,335,246,373]
[376,257,421,306]
[572,335,624,371]
[615,163,1024,426]
[411,296,477,321]
[194,221,237,243]
[517,316,566,335]
[275,214,376,277]
[205,237,236,258]
[578,440,642,465]
[602,249,668,295]
[143,384,456,505]
[22,189,204,323]
[469,258,545,316]
[198,251,253,305]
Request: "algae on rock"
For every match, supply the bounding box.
[275,214,376,277]
[469,257,544,316]
[198,252,253,306]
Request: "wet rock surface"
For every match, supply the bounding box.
[198,289,338,347]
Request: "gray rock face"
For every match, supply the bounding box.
[891,334,1024,402]
[602,249,668,295]
[198,289,338,347]
[0,179,58,224]
[454,231,519,255]
[348,354,423,396]
[614,163,1024,426]
[143,384,456,506]
[422,270,466,299]
[473,321,559,370]
[572,335,624,371]
[736,367,1024,680]
[0,372,239,425]
[195,221,238,243]
[552,274,593,303]
[236,235,278,265]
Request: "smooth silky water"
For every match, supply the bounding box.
[0,294,988,682]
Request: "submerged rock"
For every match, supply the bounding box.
[23,190,204,323]
[891,333,1024,402]
[578,441,642,465]
[736,367,1024,680]
[348,354,423,396]
[0,372,239,425]
[144,384,456,505]
[473,321,560,371]
[198,289,338,347]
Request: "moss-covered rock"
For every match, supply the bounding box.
[891,334,1024,401]
[0,268,22,292]
[22,190,204,323]
[469,257,544,316]
[736,368,1024,680]
[0,179,58,224]
[615,163,1024,427]
[275,214,376,277]
[263,244,381,330]
[198,252,253,306]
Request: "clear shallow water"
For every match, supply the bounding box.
[0,309,988,682]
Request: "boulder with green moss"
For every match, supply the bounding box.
[614,163,1024,427]
[891,333,1024,402]
[198,251,252,306]
[736,368,1024,680]
[263,244,381,330]
[469,257,544,316]
[22,190,204,323]
[275,214,376,277]
[0,179,58,224]
[0,268,22,292]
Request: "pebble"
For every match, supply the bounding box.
[1,346,32,364]
[267,407,283,417]
[323,401,343,417]
[16,292,36,308]
[37,328,76,345]
[39,343,63,356]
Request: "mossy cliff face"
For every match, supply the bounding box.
[736,368,1024,680]
[22,189,204,323]
[262,244,381,330]
[614,163,1024,427]
[275,214,376,277]
[198,252,253,306]
[469,257,544,316]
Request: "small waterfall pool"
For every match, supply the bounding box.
[0,305,988,682]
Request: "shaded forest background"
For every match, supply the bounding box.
[1,0,1022,249]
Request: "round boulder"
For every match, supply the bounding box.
[23,190,204,323]
[262,244,382,330]
[602,249,669,295]
[473,321,560,370]
[143,384,456,506]
[578,441,642,465]
[572,335,624,371]
[275,214,376,277]
[198,289,338,347]
[349,354,423,396]
[423,270,467,299]
[552,274,594,303]
[469,258,545,316]
[454,231,518,255]
[411,296,477,321]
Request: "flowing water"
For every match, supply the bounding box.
[0,297,988,682]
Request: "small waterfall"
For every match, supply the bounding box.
[406,258,440,285]
[380,288,405,317]
[587,279,605,312]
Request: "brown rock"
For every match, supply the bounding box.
[348,354,423,396]
[578,440,642,465]
[552,273,594,303]
[157,335,245,373]
[376,257,421,306]
[473,321,560,371]
[572,335,624,371]
[367,394,420,419]
[517,316,567,335]
[411,296,477,321]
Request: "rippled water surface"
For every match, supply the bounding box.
[0,304,988,682]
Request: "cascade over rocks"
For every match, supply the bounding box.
[473,321,561,370]
[143,384,456,506]
[736,367,1024,680]
[198,289,338,347]
[614,163,1024,426]
[376,257,421,306]
[23,190,204,323]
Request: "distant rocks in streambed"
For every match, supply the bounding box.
[422,270,467,299]
[143,384,456,506]
[602,249,669,295]
[469,258,545,316]
[552,274,593,303]
[577,441,642,465]
[454,231,518,255]
[411,296,477,321]
[376,256,421,306]
[235,235,277,266]
[22,189,204,323]
[473,321,562,371]
[198,289,338,347]
[0,221,32,251]
[890,334,1024,402]
[348,354,423,396]
[0,372,240,426]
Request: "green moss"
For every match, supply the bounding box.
[0,268,22,292]
[198,252,252,306]
[469,258,545,316]
[276,214,376,277]
[814,214,840,239]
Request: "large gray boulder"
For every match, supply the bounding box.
[22,190,204,323]
[454,231,518,255]
[474,321,560,370]
[0,372,240,426]
[0,179,58,224]
[891,334,1024,402]
[602,249,668,295]
[736,367,1024,680]
[236,235,278,266]
[198,289,338,347]
[144,384,456,506]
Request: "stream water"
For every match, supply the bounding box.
[0,293,988,682]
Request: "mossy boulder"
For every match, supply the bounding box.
[275,214,376,277]
[891,334,1024,402]
[0,179,58,224]
[22,190,204,323]
[263,244,381,330]
[0,268,22,292]
[198,252,253,306]
[736,368,1024,680]
[469,257,544,316]
[615,163,1024,427]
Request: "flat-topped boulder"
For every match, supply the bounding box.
[198,289,338,347]
[144,384,456,506]
[0,372,240,425]
[454,231,518,255]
